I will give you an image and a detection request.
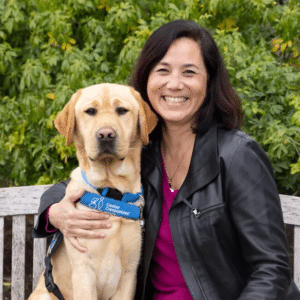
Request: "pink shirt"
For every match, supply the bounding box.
[149,161,193,299]
[45,206,58,233]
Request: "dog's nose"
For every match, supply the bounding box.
[96,127,116,141]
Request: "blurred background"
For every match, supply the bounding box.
[0,0,299,195]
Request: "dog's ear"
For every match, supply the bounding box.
[130,88,158,145]
[54,90,82,147]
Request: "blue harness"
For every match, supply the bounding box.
[79,170,143,220]
[44,171,143,299]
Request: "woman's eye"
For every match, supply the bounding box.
[157,68,168,73]
[116,107,129,115]
[184,70,196,75]
[85,108,97,116]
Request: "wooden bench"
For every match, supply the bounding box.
[0,185,300,299]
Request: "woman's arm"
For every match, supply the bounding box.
[32,179,111,252]
[227,138,291,300]
[32,179,70,238]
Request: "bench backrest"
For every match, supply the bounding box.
[0,185,50,300]
[0,185,300,299]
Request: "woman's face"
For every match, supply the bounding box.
[147,37,208,127]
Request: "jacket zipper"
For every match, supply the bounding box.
[181,198,225,218]
[177,200,227,300]
[177,211,209,300]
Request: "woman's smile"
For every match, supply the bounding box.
[162,96,188,104]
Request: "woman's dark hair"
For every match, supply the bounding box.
[129,19,243,134]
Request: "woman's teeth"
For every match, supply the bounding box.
[163,96,187,103]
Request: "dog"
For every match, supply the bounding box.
[29,83,157,300]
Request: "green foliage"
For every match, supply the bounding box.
[214,26,300,195]
[0,0,299,195]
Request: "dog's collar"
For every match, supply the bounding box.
[79,169,143,220]
[80,169,142,202]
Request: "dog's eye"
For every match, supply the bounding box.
[85,108,97,116]
[116,107,128,116]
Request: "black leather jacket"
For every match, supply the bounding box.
[137,125,300,300]
[33,125,300,300]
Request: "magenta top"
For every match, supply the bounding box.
[45,206,58,233]
[149,161,193,299]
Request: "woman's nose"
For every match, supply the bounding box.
[166,72,184,90]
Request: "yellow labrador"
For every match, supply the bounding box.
[29,83,157,300]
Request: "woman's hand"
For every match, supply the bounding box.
[48,189,111,253]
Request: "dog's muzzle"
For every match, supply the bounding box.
[96,126,116,154]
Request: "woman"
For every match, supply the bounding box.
[33,20,300,299]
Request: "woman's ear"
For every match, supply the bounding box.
[130,88,158,145]
[54,90,82,147]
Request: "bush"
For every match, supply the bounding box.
[0,0,299,195]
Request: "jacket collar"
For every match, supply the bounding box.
[141,125,219,203]
[175,124,219,204]
[141,138,163,195]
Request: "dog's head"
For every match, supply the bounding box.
[54,84,158,161]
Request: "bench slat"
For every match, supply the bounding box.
[294,226,300,289]
[280,195,300,226]
[12,215,26,300]
[0,185,51,216]
[0,217,3,299]
[32,215,47,290]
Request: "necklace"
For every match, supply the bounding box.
[162,138,195,192]
[166,155,184,192]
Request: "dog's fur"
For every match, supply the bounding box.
[29,84,157,300]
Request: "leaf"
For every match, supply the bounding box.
[292,47,299,58]
[281,42,288,53]
[271,38,283,45]
[272,44,280,52]
[291,111,300,126]
[46,93,56,100]
[3,282,11,287]
[291,158,300,175]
